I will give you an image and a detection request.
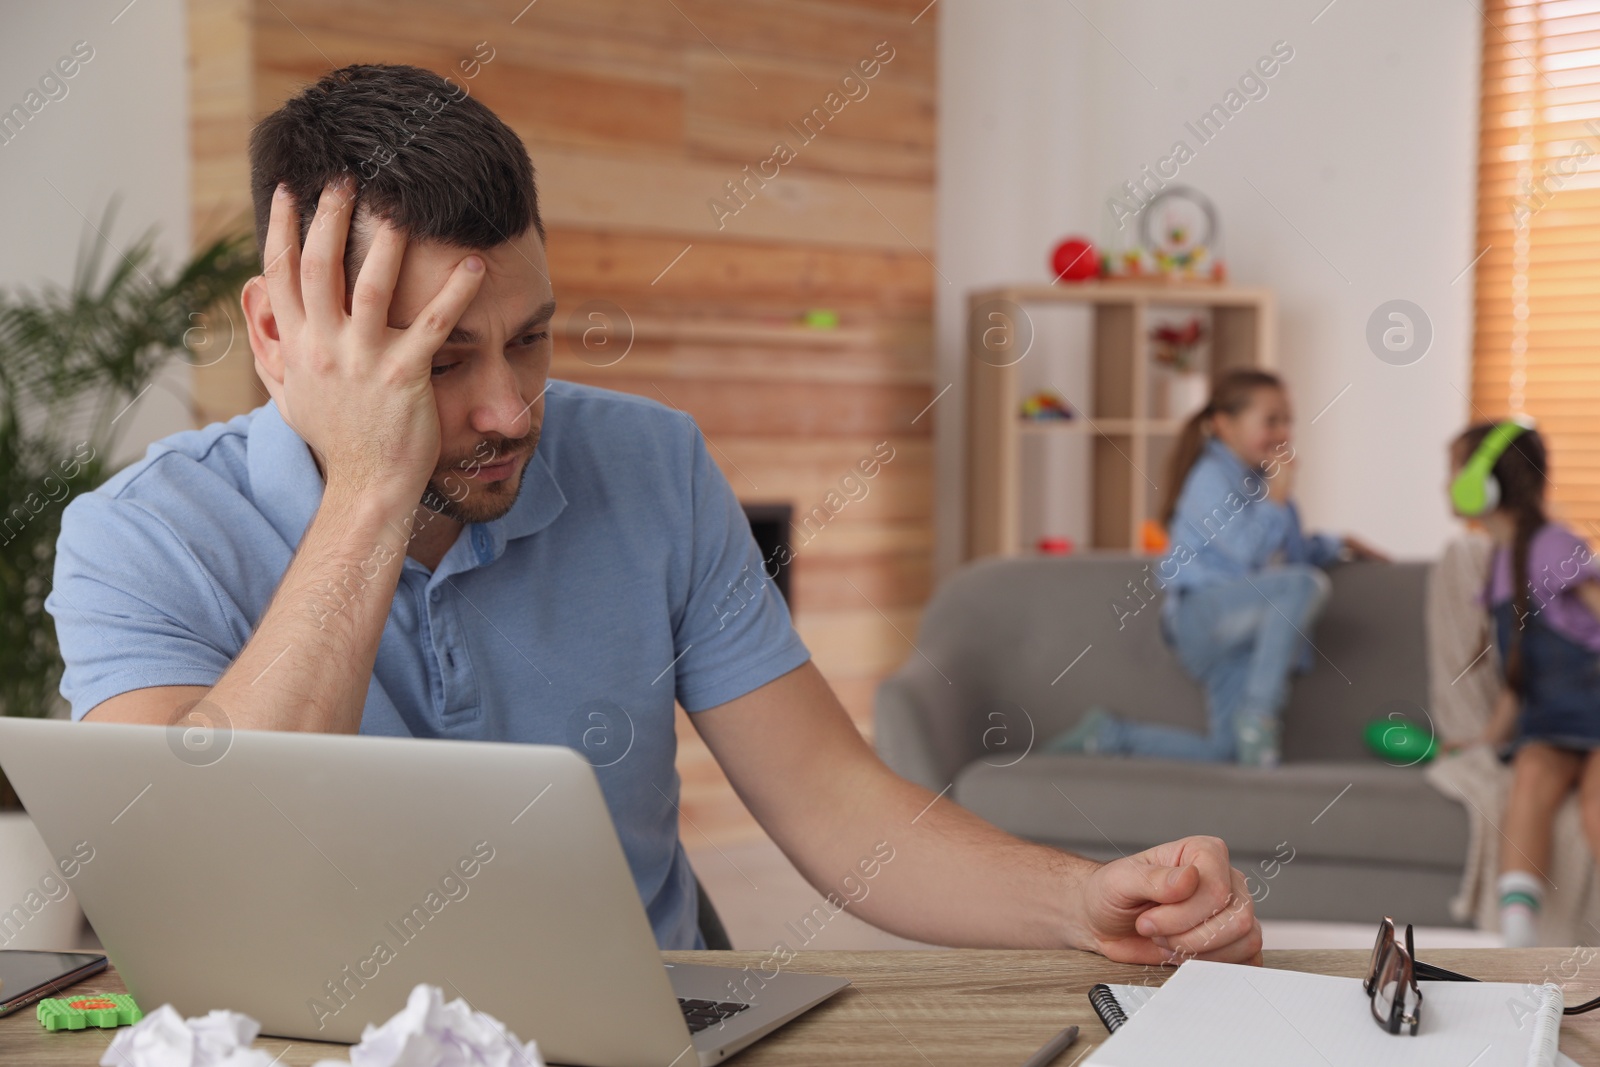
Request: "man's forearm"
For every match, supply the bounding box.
[203,487,412,733]
[784,759,1101,949]
[701,667,1257,961]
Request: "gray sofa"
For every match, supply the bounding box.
[873,554,1470,926]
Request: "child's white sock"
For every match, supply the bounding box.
[1497,869,1544,947]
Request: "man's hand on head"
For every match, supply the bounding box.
[1070,835,1263,966]
[245,173,486,512]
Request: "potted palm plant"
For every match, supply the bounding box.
[0,200,257,947]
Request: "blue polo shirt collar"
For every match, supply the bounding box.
[248,400,321,548]
[246,400,567,570]
[473,449,568,563]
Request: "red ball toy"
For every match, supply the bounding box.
[1050,237,1099,283]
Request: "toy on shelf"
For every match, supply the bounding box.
[1150,317,1206,372]
[1140,519,1169,554]
[1049,237,1099,283]
[1037,536,1074,555]
[1101,186,1227,284]
[1151,315,1210,418]
[1019,391,1073,421]
[38,994,143,1031]
[1104,245,1154,279]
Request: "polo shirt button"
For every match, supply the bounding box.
[429,589,440,603]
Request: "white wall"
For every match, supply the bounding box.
[1,0,193,467]
[937,0,1481,571]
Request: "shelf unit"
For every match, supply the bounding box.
[965,282,1275,560]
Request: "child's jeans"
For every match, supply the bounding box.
[1107,563,1331,762]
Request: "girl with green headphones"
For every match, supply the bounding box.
[1447,419,1600,947]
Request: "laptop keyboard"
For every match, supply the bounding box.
[678,997,751,1034]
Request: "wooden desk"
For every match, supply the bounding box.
[6,949,1600,1065]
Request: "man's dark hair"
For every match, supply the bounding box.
[248,63,543,286]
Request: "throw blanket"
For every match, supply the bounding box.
[1424,533,1600,943]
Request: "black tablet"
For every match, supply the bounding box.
[0,950,109,1017]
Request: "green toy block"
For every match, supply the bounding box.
[37,993,143,1031]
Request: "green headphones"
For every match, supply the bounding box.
[1450,417,1534,517]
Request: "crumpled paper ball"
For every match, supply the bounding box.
[97,985,543,1067]
[100,1006,277,1067]
[312,984,544,1067]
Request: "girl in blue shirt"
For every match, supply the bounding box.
[1049,369,1386,766]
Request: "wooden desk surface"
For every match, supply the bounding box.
[6,949,1600,1065]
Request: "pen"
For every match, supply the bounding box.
[1019,1023,1080,1067]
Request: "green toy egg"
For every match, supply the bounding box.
[1363,718,1437,764]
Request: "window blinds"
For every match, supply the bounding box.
[1474,0,1600,519]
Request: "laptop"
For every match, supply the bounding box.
[0,718,850,1065]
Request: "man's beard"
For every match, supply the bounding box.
[419,427,540,525]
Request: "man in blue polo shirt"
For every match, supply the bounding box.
[48,63,1261,965]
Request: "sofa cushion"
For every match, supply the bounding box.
[953,753,1469,869]
[880,557,1431,779]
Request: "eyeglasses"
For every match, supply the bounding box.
[1366,916,1600,1036]
[1365,918,1424,1035]
[1365,918,1477,1035]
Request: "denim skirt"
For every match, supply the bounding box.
[1493,599,1600,761]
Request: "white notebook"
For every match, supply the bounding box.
[1085,960,1572,1067]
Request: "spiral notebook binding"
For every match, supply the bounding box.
[1087,983,1128,1033]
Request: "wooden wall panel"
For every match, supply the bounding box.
[546,227,935,310]
[528,145,936,248]
[553,336,929,384]
[189,0,937,848]
[553,375,929,437]
[685,52,935,183]
[794,553,933,612]
[189,0,264,425]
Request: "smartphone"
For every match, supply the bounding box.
[0,950,109,1017]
